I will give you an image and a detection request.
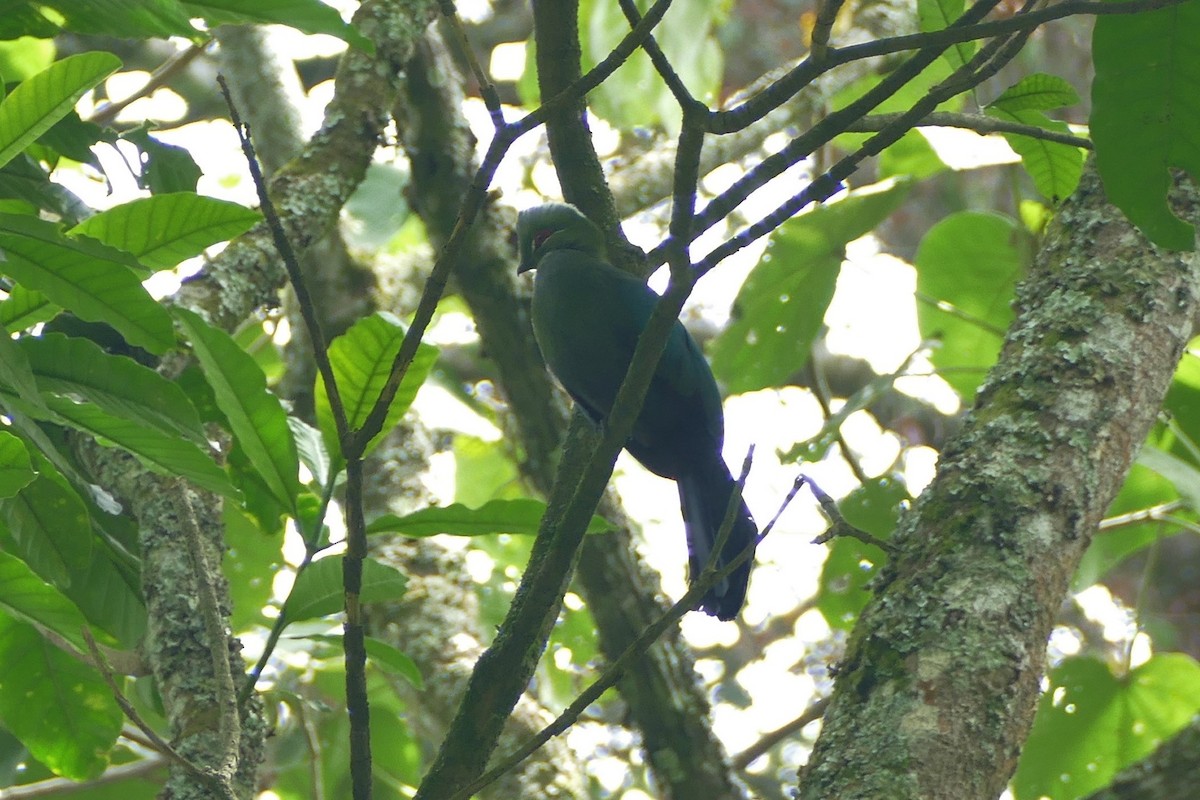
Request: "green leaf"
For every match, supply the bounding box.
[286,556,408,623]
[986,76,1084,203]
[70,193,261,271]
[20,333,207,444]
[815,477,904,630]
[61,550,145,649]
[182,0,372,50]
[453,435,522,506]
[1091,1,1200,250]
[985,106,1084,203]
[0,550,91,650]
[1,469,92,587]
[14,392,237,499]
[711,180,911,394]
[304,633,424,688]
[1164,350,1200,435]
[41,0,198,38]
[223,505,284,633]
[367,498,613,537]
[584,0,724,133]
[316,311,437,464]
[1135,444,1200,510]
[0,154,95,225]
[343,163,410,250]
[121,127,202,194]
[288,416,331,489]
[0,6,60,39]
[0,52,121,170]
[0,617,122,780]
[1075,463,1178,589]
[1013,654,1200,800]
[0,214,173,354]
[878,129,947,181]
[918,0,975,71]
[175,308,301,514]
[0,322,45,415]
[0,430,34,498]
[0,284,55,332]
[915,211,1025,400]
[991,73,1081,112]
[363,635,423,688]
[36,109,111,168]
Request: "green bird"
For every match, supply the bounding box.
[516,202,756,620]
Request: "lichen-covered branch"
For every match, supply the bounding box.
[68,5,442,796]
[73,447,268,799]
[797,164,1200,798]
[185,0,440,329]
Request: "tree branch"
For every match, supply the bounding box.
[797,163,1200,798]
[693,3,1037,276]
[846,110,1092,149]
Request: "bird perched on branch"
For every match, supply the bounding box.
[516,202,756,620]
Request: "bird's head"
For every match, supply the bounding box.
[516,202,606,273]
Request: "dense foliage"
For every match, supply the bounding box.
[0,0,1198,798]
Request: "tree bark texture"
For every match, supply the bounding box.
[798,165,1200,798]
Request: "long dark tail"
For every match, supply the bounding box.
[677,456,757,620]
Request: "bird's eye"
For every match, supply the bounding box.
[532,229,553,249]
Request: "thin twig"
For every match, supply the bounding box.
[650,0,1165,267]
[120,726,159,751]
[438,0,507,128]
[693,0,1038,276]
[810,350,871,486]
[89,39,211,127]
[296,697,328,800]
[342,458,373,800]
[710,0,1183,135]
[658,0,1005,269]
[833,0,1185,65]
[808,478,893,551]
[696,446,757,591]
[348,127,514,454]
[217,75,351,453]
[0,756,166,799]
[241,550,313,704]
[1098,501,1187,531]
[617,0,697,108]
[709,0,1002,135]
[846,110,1092,149]
[732,696,831,770]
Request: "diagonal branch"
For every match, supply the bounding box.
[692,0,1040,275]
[846,110,1092,149]
[797,162,1200,798]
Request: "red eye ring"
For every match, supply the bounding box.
[532,229,553,249]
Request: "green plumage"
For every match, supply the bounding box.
[517,202,756,620]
